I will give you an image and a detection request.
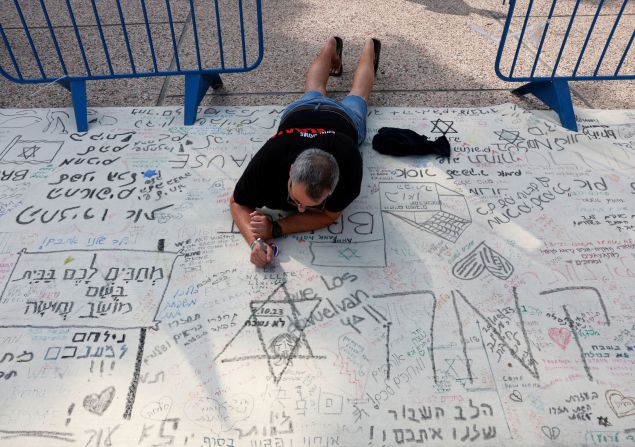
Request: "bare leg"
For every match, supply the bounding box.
[348,38,376,102]
[304,37,341,95]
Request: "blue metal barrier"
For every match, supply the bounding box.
[0,0,264,131]
[496,0,634,131]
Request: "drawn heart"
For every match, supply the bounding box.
[140,397,172,421]
[605,389,635,418]
[83,386,115,416]
[541,426,560,440]
[452,242,514,281]
[548,327,572,350]
[509,390,523,403]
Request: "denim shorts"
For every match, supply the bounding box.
[280,91,368,146]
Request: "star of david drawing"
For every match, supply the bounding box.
[214,283,325,384]
[19,145,41,159]
[338,248,360,261]
[495,129,525,145]
[443,357,473,386]
[430,119,457,135]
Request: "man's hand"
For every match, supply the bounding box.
[250,211,273,239]
[250,241,273,267]
[229,196,275,267]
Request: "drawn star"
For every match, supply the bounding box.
[495,129,525,145]
[430,119,457,135]
[215,283,324,384]
[338,248,360,261]
[597,416,611,427]
[143,169,158,178]
[443,357,473,385]
[19,145,41,159]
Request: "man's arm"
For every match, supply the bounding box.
[229,194,256,245]
[277,209,341,235]
[229,194,273,267]
[250,208,342,239]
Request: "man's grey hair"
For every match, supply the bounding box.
[290,149,339,201]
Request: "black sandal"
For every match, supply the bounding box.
[331,36,343,77]
[372,38,381,75]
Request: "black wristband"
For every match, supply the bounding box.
[271,221,283,238]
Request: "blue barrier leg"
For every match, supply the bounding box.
[183,73,223,125]
[512,79,577,131]
[58,79,89,132]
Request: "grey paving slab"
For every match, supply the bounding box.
[0,0,260,80]
[402,0,506,18]
[570,79,635,108]
[463,0,633,17]
[0,0,191,27]
[519,0,634,17]
[497,12,635,79]
[0,25,183,80]
[0,0,633,112]
[159,86,572,111]
[161,0,512,95]
[0,75,71,108]
[160,0,633,108]
[0,74,165,108]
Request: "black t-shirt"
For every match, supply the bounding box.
[280,108,358,143]
[233,125,362,213]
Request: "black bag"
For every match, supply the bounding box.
[372,127,451,157]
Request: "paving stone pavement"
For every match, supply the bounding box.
[0,0,633,113]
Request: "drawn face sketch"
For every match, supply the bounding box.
[269,333,297,360]
[618,124,635,140]
[228,394,253,415]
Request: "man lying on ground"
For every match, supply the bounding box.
[230,36,381,267]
